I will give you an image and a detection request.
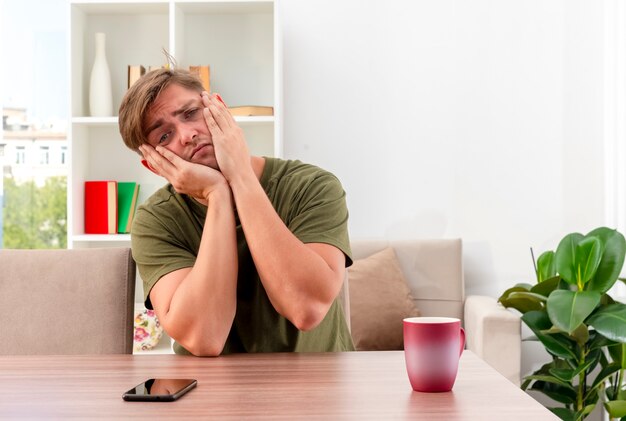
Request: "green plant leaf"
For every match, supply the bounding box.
[537,251,556,282]
[574,236,603,286]
[498,286,528,302]
[550,359,593,382]
[542,324,589,346]
[531,276,561,297]
[586,348,604,375]
[548,368,575,382]
[522,310,552,330]
[525,374,573,389]
[574,361,595,377]
[530,381,577,405]
[522,311,577,359]
[606,385,626,402]
[499,287,543,313]
[521,377,532,391]
[556,233,584,285]
[508,291,547,303]
[587,228,626,293]
[588,303,626,343]
[542,326,566,335]
[590,362,620,393]
[607,385,618,401]
[576,405,596,421]
[569,323,589,345]
[589,332,616,351]
[608,343,623,365]
[605,400,626,418]
[585,388,599,407]
[602,293,617,306]
[522,336,539,342]
[547,290,601,334]
[581,404,596,418]
[548,406,576,420]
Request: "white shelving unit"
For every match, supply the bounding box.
[67,0,281,353]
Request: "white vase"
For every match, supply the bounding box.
[89,32,113,117]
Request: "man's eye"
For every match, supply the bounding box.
[158,132,171,143]
[185,108,199,119]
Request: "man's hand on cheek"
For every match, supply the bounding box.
[201,92,253,184]
[139,144,228,202]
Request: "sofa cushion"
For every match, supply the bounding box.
[348,247,420,350]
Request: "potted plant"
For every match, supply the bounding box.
[498,227,626,420]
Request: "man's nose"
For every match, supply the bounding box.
[179,126,197,145]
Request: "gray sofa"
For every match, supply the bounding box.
[0,240,519,382]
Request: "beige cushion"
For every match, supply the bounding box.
[348,247,420,350]
[351,239,464,320]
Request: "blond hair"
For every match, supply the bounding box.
[118,68,204,152]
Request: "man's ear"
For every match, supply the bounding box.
[141,158,158,175]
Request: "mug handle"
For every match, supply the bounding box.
[459,327,466,356]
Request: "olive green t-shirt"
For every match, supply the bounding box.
[131,157,355,355]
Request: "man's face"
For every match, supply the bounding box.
[143,83,217,170]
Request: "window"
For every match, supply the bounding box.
[39,146,49,165]
[15,146,25,165]
[60,146,67,165]
[1,0,67,249]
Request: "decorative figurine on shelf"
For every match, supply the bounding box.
[89,32,113,117]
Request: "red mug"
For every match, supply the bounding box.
[403,317,465,392]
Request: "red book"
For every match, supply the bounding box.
[84,181,117,234]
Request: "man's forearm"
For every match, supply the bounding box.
[160,187,238,355]
[197,95,344,331]
[229,173,343,331]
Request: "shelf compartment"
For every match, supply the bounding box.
[173,1,274,107]
[70,1,170,118]
[69,124,165,240]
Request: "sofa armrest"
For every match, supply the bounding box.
[464,295,521,385]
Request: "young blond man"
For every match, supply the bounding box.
[118,69,354,356]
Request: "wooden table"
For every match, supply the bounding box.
[0,350,555,419]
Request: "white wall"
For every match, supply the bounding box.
[281,0,607,296]
[280,0,616,401]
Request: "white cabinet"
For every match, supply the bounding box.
[67,0,281,248]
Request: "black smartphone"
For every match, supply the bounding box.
[122,378,197,402]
